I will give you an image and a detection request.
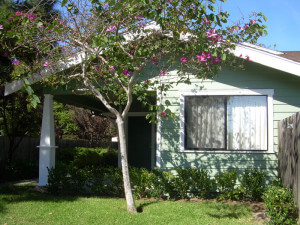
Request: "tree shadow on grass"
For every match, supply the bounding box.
[0,183,80,214]
[204,201,252,219]
[136,200,159,213]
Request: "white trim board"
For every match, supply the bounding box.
[4,52,86,96]
[234,43,300,77]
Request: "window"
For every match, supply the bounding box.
[180,89,274,152]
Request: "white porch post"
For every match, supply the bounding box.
[38,94,57,186]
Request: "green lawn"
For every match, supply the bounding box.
[0,183,258,225]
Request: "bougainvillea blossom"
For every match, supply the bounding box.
[106,26,116,32]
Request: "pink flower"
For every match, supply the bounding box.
[106,26,116,32]
[160,111,166,117]
[201,52,211,59]
[160,70,167,76]
[12,59,20,65]
[136,14,144,21]
[250,19,256,24]
[122,69,131,76]
[139,23,146,28]
[210,34,223,43]
[0,25,3,29]
[109,66,115,73]
[8,16,14,21]
[203,18,210,25]
[244,24,249,29]
[43,61,49,67]
[245,55,252,61]
[15,11,22,15]
[180,57,187,64]
[27,13,36,21]
[39,25,44,29]
[211,57,222,64]
[167,0,172,3]
[196,55,207,62]
[2,53,9,57]
[151,60,159,65]
[206,29,217,38]
[230,27,237,33]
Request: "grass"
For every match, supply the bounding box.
[0,183,258,225]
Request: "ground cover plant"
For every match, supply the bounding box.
[0,183,259,225]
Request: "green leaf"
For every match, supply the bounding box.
[24,78,30,85]
[208,5,215,12]
[222,53,226,61]
[61,0,68,7]
[263,15,267,21]
[67,3,73,10]
[37,22,43,28]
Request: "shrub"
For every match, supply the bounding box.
[215,169,240,200]
[263,181,298,225]
[171,168,192,199]
[47,165,91,195]
[240,169,265,201]
[130,167,152,199]
[170,168,215,199]
[91,167,124,197]
[149,168,173,200]
[188,168,215,199]
[56,147,118,168]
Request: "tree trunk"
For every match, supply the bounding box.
[116,115,137,213]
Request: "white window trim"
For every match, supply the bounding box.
[179,89,274,154]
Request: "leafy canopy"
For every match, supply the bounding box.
[0,0,267,117]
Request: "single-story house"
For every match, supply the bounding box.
[4,43,300,185]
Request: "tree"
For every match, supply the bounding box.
[0,0,59,167]
[0,0,267,213]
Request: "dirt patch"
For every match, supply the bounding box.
[215,200,267,224]
[184,198,267,224]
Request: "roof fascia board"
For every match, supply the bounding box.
[233,44,300,77]
[4,52,86,96]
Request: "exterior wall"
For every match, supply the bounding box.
[157,62,300,181]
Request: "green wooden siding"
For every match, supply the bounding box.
[157,62,300,182]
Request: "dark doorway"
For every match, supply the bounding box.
[128,116,153,170]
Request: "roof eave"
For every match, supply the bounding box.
[233,43,300,77]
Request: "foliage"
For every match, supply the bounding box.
[56,147,118,168]
[90,167,124,197]
[215,170,240,200]
[263,180,298,225]
[170,168,215,199]
[130,167,153,199]
[53,101,78,139]
[240,169,265,201]
[188,168,215,199]
[69,105,116,142]
[47,164,91,195]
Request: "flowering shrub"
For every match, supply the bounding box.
[263,181,298,225]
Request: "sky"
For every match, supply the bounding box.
[54,0,300,51]
[221,0,300,51]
